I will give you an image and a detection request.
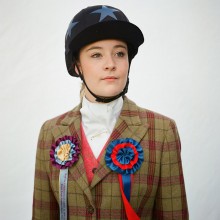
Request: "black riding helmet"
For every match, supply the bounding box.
[65,5,144,102]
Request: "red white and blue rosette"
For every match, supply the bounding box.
[105,138,144,220]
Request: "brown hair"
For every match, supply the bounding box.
[80,82,85,101]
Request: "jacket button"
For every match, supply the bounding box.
[92,168,97,173]
[87,205,94,214]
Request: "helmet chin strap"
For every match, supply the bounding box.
[75,63,129,103]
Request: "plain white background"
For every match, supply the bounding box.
[0,0,219,219]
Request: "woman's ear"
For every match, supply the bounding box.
[74,61,81,75]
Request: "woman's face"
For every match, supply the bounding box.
[77,39,129,102]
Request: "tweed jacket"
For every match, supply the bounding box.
[32,97,188,220]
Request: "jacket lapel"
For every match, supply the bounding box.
[51,104,93,202]
[90,97,149,188]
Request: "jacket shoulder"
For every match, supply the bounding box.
[41,104,81,131]
[138,105,174,121]
[126,97,177,129]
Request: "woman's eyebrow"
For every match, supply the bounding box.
[86,44,127,52]
[86,46,102,52]
[114,45,127,49]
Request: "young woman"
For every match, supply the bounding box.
[32,5,188,220]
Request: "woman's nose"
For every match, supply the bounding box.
[104,55,116,71]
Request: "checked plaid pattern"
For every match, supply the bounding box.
[32,97,188,220]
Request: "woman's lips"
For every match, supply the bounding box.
[102,76,118,82]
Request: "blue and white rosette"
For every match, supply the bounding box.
[50,136,80,220]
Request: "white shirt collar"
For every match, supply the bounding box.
[80,96,123,158]
[80,96,123,134]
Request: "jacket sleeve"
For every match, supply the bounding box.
[153,120,189,219]
[32,123,59,220]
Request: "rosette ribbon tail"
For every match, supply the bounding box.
[59,169,68,220]
[118,174,140,220]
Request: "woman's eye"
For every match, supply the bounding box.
[91,53,101,58]
[116,51,125,57]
